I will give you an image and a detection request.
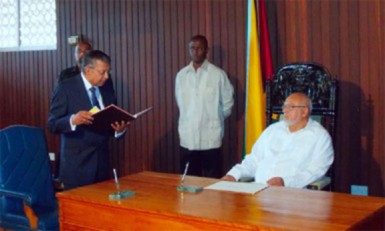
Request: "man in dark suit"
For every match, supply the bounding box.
[48,50,129,190]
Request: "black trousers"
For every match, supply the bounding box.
[180,147,222,178]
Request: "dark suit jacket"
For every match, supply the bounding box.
[58,65,79,83]
[47,74,116,189]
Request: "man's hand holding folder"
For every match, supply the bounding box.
[88,104,152,132]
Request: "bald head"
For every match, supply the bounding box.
[288,93,312,112]
[282,92,312,132]
[74,40,92,65]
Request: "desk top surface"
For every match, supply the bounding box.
[57,171,385,230]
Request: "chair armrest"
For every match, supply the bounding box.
[306,176,331,190]
[0,188,34,206]
[0,188,38,229]
[239,177,254,182]
[23,202,38,229]
[52,177,64,192]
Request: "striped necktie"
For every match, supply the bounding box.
[90,87,101,109]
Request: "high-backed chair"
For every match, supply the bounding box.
[266,62,337,190]
[0,125,59,230]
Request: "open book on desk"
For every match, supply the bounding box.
[88,105,152,132]
[205,181,268,194]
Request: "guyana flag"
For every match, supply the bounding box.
[244,0,273,156]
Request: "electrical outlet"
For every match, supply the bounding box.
[49,152,55,161]
[351,185,368,196]
[67,35,80,45]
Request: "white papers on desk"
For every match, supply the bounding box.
[205,181,268,194]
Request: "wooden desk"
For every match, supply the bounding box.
[57,171,385,230]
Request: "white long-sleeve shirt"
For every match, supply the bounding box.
[227,119,334,188]
[175,60,234,150]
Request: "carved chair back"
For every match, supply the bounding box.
[266,62,337,138]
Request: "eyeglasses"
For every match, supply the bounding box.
[89,67,110,76]
[282,105,307,111]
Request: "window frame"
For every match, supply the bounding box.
[0,0,57,52]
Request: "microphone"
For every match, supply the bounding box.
[177,162,203,193]
[180,162,189,187]
[109,168,135,200]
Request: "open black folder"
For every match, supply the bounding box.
[88,104,152,132]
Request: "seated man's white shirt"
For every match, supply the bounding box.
[227,119,334,188]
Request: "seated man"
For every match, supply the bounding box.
[221,92,334,188]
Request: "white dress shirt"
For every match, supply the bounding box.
[175,60,234,150]
[227,119,334,188]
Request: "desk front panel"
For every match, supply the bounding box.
[57,171,385,230]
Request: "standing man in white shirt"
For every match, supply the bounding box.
[221,93,334,188]
[175,35,234,178]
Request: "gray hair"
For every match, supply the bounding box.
[81,50,111,72]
